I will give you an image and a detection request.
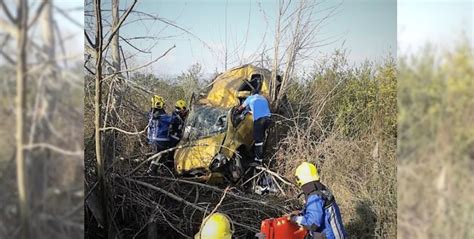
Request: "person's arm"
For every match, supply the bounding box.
[236,97,250,113]
[236,104,246,113]
[291,195,324,232]
[170,114,183,138]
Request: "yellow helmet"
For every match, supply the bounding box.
[175,99,187,110]
[194,213,233,239]
[151,95,164,109]
[295,162,320,187]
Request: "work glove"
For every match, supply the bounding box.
[285,210,301,220]
[290,210,301,216]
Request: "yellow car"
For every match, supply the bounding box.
[173,65,279,182]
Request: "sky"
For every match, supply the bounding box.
[114,0,397,76]
[398,0,473,55]
[51,0,473,76]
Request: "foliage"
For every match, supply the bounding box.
[272,50,397,238]
[398,38,474,238]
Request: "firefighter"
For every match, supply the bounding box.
[169,99,189,147]
[289,162,347,239]
[146,95,172,176]
[236,89,271,164]
[194,213,233,239]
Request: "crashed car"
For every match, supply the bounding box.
[173,64,280,182]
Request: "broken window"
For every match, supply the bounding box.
[184,105,228,140]
[238,74,262,92]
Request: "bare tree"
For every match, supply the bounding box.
[86,0,139,236]
[92,0,106,235]
[0,0,32,237]
[269,0,339,110]
[15,0,30,238]
[1,0,84,237]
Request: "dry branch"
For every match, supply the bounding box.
[121,177,262,233]
[23,143,83,157]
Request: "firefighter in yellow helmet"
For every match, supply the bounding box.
[289,162,347,239]
[146,95,172,175]
[150,95,165,110]
[169,99,189,147]
[195,213,233,239]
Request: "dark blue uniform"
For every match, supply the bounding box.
[291,182,347,239]
[169,110,187,147]
[147,109,172,152]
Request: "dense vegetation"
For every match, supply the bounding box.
[272,51,397,238]
[398,38,474,238]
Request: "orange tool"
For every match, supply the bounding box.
[260,216,307,239]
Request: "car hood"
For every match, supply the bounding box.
[174,133,226,174]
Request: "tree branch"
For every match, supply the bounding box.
[0,48,16,64]
[27,0,47,28]
[121,177,259,233]
[0,0,17,23]
[102,44,176,82]
[53,5,83,28]
[119,35,150,53]
[23,143,83,157]
[99,126,146,135]
[84,31,95,48]
[102,0,138,51]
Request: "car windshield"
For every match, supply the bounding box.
[184,105,228,140]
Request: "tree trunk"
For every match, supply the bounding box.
[16,0,29,238]
[109,0,121,154]
[40,0,55,59]
[104,0,122,188]
[111,0,121,73]
[274,1,304,111]
[30,0,56,213]
[94,0,108,237]
[270,1,282,105]
[106,3,119,233]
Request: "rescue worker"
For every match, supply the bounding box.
[194,212,233,239]
[236,89,271,164]
[169,99,189,147]
[146,95,172,176]
[289,162,347,239]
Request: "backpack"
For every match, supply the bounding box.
[147,110,172,143]
[304,182,346,239]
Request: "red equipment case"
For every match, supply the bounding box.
[260,216,307,239]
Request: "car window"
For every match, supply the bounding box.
[238,74,262,92]
[184,105,228,140]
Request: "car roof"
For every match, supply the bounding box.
[200,64,272,108]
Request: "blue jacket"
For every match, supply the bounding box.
[147,110,172,143]
[169,110,187,141]
[242,94,271,121]
[292,193,347,239]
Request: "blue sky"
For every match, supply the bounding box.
[54,0,472,75]
[115,0,397,75]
